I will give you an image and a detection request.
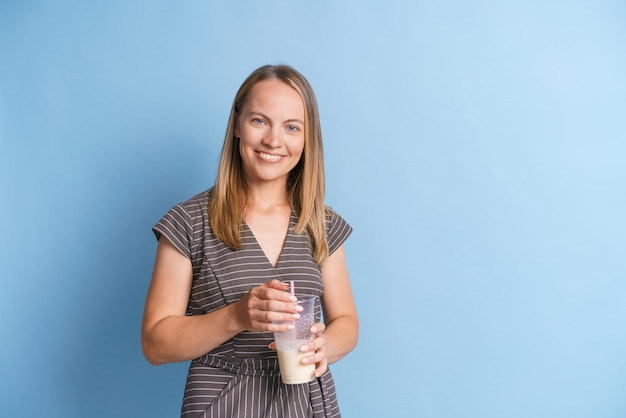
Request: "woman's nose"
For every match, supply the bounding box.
[262,128,282,147]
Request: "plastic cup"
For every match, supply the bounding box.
[273,295,316,384]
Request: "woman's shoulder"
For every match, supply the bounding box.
[157,188,212,230]
[324,205,344,222]
[153,188,213,258]
[323,205,353,255]
[324,205,352,232]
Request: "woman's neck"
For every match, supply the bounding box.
[244,180,291,213]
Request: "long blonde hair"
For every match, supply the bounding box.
[208,64,329,265]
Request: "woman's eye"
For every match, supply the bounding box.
[252,118,265,125]
[286,125,300,133]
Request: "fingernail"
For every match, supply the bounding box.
[295,305,303,312]
[302,357,309,364]
[289,295,297,302]
[300,345,308,352]
[292,313,301,319]
[287,324,295,329]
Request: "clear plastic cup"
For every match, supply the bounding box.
[273,295,317,384]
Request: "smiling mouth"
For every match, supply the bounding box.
[257,151,283,162]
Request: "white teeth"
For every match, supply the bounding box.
[259,152,281,161]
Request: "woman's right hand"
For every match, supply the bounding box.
[233,279,302,332]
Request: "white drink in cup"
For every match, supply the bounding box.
[273,295,317,384]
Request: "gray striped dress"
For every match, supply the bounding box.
[153,189,352,418]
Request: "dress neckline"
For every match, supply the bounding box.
[242,210,297,269]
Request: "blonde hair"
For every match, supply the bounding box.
[208,64,329,265]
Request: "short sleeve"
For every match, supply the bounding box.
[326,207,353,256]
[152,203,193,259]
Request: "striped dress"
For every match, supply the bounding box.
[153,189,353,418]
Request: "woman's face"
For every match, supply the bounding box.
[235,78,305,188]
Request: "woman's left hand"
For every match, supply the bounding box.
[268,321,328,378]
[301,322,327,377]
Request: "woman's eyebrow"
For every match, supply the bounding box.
[248,111,269,119]
[248,111,303,125]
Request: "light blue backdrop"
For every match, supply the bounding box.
[1,1,625,417]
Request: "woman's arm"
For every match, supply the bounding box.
[141,237,299,365]
[319,244,359,364]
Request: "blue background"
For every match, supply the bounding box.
[1,1,625,417]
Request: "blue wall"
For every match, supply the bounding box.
[1,1,625,417]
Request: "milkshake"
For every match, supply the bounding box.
[276,340,316,384]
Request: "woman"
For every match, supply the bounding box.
[141,64,358,418]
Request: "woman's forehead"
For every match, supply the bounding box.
[241,78,305,118]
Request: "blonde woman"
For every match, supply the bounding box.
[142,64,358,417]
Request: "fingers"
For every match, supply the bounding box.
[252,308,301,327]
[300,323,328,377]
[236,279,302,332]
[311,322,326,335]
[313,359,328,378]
[255,279,297,303]
[302,348,327,378]
[266,279,291,291]
[246,298,301,327]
